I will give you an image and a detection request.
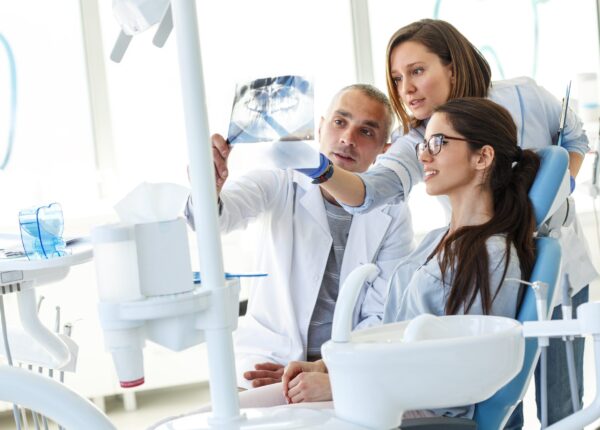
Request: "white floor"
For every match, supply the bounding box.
[96,383,211,429]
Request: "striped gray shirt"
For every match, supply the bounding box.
[306,198,353,360]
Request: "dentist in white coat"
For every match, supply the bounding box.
[185,84,414,389]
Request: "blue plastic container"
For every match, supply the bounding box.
[19,203,66,260]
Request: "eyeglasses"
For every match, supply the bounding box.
[415,133,470,157]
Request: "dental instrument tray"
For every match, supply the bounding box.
[0,235,92,291]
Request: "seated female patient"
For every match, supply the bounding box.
[277,97,540,418]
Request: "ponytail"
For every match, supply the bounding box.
[494,149,539,283]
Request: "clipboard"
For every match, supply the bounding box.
[556,81,572,147]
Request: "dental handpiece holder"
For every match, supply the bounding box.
[0,235,93,372]
[92,217,240,388]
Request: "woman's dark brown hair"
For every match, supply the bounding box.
[432,98,539,315]
[385,19,491,134]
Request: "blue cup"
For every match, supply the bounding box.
[19,203,67,260]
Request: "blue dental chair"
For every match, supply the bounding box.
[400,146,569,430]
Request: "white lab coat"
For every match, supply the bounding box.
[197,168,414,387]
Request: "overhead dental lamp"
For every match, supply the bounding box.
[110,0,173,62]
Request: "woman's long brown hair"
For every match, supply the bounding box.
[432,98,539,315]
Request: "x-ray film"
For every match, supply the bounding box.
[226,75,319,169]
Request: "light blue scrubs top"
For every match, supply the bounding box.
[382,227,522,419]
[383,228,522,323]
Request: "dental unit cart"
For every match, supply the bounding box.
[0,237,109,428]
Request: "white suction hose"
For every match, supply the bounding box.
[0,365,115,429]
[331,264,379,343]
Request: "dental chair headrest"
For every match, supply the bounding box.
[403,314,454,342]
[528,146,569,230]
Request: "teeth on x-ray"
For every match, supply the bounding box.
[227,75,314,145]
[246,87,299,113]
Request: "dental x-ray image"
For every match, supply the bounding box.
[227,75,314,144]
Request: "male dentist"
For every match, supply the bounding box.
[185,84,414,389]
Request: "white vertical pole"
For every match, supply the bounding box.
[79,0,118,198]
[170,0,241,423]
[349,0,374,84]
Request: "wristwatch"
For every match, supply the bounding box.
[311,160,334,184]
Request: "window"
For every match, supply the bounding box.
[0,2,96,227]
[97,0,357,188]
[96,0,358,270]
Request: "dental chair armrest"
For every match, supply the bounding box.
[331,263,379,342]
[399,417,477,429]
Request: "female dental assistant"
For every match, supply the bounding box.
[298,18,596,428]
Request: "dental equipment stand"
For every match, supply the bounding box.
[321,263,600,430]
[98,1,360,428]
[0,238,113,429]
[524,301,600,430]
[538,198,582,427]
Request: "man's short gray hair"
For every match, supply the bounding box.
[334,84,394,141]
